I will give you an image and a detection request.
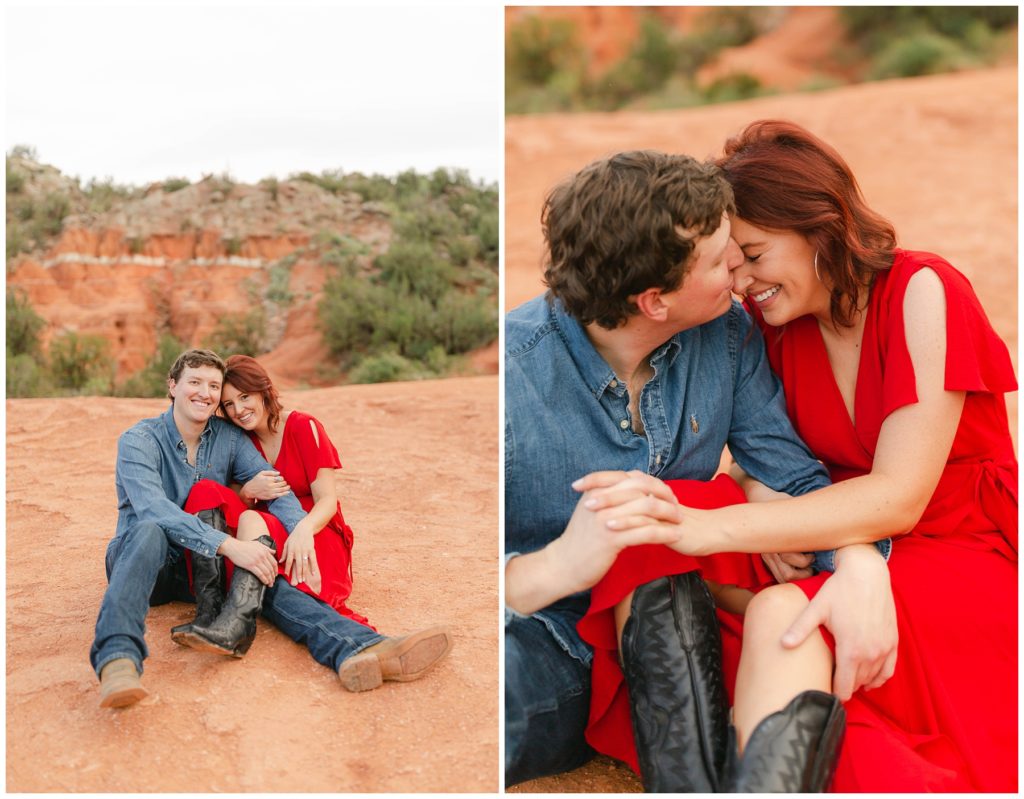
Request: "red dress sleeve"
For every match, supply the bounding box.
[289,411,342,485]
[875,250,1017,420]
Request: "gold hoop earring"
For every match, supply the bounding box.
[814,251,822,282]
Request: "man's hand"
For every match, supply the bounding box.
[505,488,682,616]
[780,544,898,700]
[761,551,815,583]
[218,536,279,587]
[240,470,291,502]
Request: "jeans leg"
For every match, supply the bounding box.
[505,616,595,787]
[261,579,384,672]
[90,521,173,677]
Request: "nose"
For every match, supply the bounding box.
[726,239,752,294]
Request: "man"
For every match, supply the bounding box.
[504,152,893,789]
[91,348,450,707]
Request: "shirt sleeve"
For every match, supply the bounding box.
[294,412,343,483]
[117,429,228,557]
[726,306,832,497]
[811,538,892,573]
[230,429,305,533]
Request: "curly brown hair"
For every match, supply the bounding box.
[716,120,897,327]
[542,150,734,329]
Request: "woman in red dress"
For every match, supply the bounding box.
[577,121,1017,791]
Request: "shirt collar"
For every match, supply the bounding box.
[550,296,682,397]
[162,404,214,450]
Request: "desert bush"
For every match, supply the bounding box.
[868,31,973,79]
[433,291,498,354]
[375,240,455,304]
[83,177,135,213]
[30,192,71,240]
[591,14,680,109]
[116,334,186,397]
[6,157,24,193]
[348,350,423,384]
[7,288,45,357]
[506,14,586,113]
[6,222,26,259]
[48,331,110,392]
[162,177,191,193]
[701,72,765,103]
[205,307,267,358]
[266,260,295,305]
[7,353,53,397]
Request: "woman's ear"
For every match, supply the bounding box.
[632,287,669,322]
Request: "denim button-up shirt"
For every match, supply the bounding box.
[114,406,305,558]
[506,295,838,664]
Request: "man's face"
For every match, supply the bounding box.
[660,212,742,332]
[168,365,223,427]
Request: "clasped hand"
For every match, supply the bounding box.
[242,470,291,502]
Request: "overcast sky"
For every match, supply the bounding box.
[5,2,501,186]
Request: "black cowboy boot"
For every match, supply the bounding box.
[621,572,730,792]
[729,690,846,792]
[171,508,227,644]
[178,535,276,658]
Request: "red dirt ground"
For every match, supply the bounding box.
[6,377,498,792]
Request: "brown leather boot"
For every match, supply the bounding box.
[338,626,453,692]
[99,658,148,708]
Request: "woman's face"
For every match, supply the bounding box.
[728,216,829,326]
[221,382,266,432]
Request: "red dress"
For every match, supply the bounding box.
[185,410,372,628]
[580,250,1018,791]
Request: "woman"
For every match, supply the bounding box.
[175,354,453,691]
[578,120,1017,791]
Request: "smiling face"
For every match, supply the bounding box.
[220,382,268,433]
[728,216,830,326]
[168,365,222,427]
[660,212,743,331]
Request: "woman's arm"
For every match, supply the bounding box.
[280,467,338,592]
[582,268,966,555]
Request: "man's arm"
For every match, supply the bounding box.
[230,432,305,533]
[117,430,228,557]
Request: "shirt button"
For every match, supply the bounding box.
[609,379,618,388]
[655,454,662,465]
[619,419,629,429]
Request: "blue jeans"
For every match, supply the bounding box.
[90,520,383,677]
[505,615,595,786]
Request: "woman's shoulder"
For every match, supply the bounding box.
[875,249,979,307]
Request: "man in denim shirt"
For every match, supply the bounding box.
[505,152,893,788]
[91,349,439,707]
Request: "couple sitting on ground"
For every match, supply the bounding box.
[505,121,1017,792]
[91,349,453,707]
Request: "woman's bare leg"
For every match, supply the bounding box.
[732,583,832,750]
[236,509,270,542]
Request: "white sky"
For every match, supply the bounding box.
[4,2,502,185]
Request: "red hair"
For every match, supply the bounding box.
[716,120,897,327]
[222,354,284,433]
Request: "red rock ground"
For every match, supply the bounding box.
[505,67,1017,792]
[6,377,498,792]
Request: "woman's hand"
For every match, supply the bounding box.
[241,470,291,502]
[573,470,720,557]
[761,551,815,583]
[280,521,321,594]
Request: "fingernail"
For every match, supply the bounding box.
[584,499,596,509]
[781,633,796,646]
[571,478,583,489]
[606,519,618,529]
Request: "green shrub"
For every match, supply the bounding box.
[591,14,680,109]
[868,31,970,79]
[6,288,45,357]
[348,351,423,384]
[83,177,134,213]
[433,291,498,354]
[6,221,26,259]
[204,307,267,357]
[116,334,186,397]
[6,352,52,397]
[375,240,455,303]
[48,331,110,391]
[266,260,294,305]
[162,177,191,193]
[30,192,71,240]
[506,14,583,86]
[701,72,765,103]
[6,158,24,193]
